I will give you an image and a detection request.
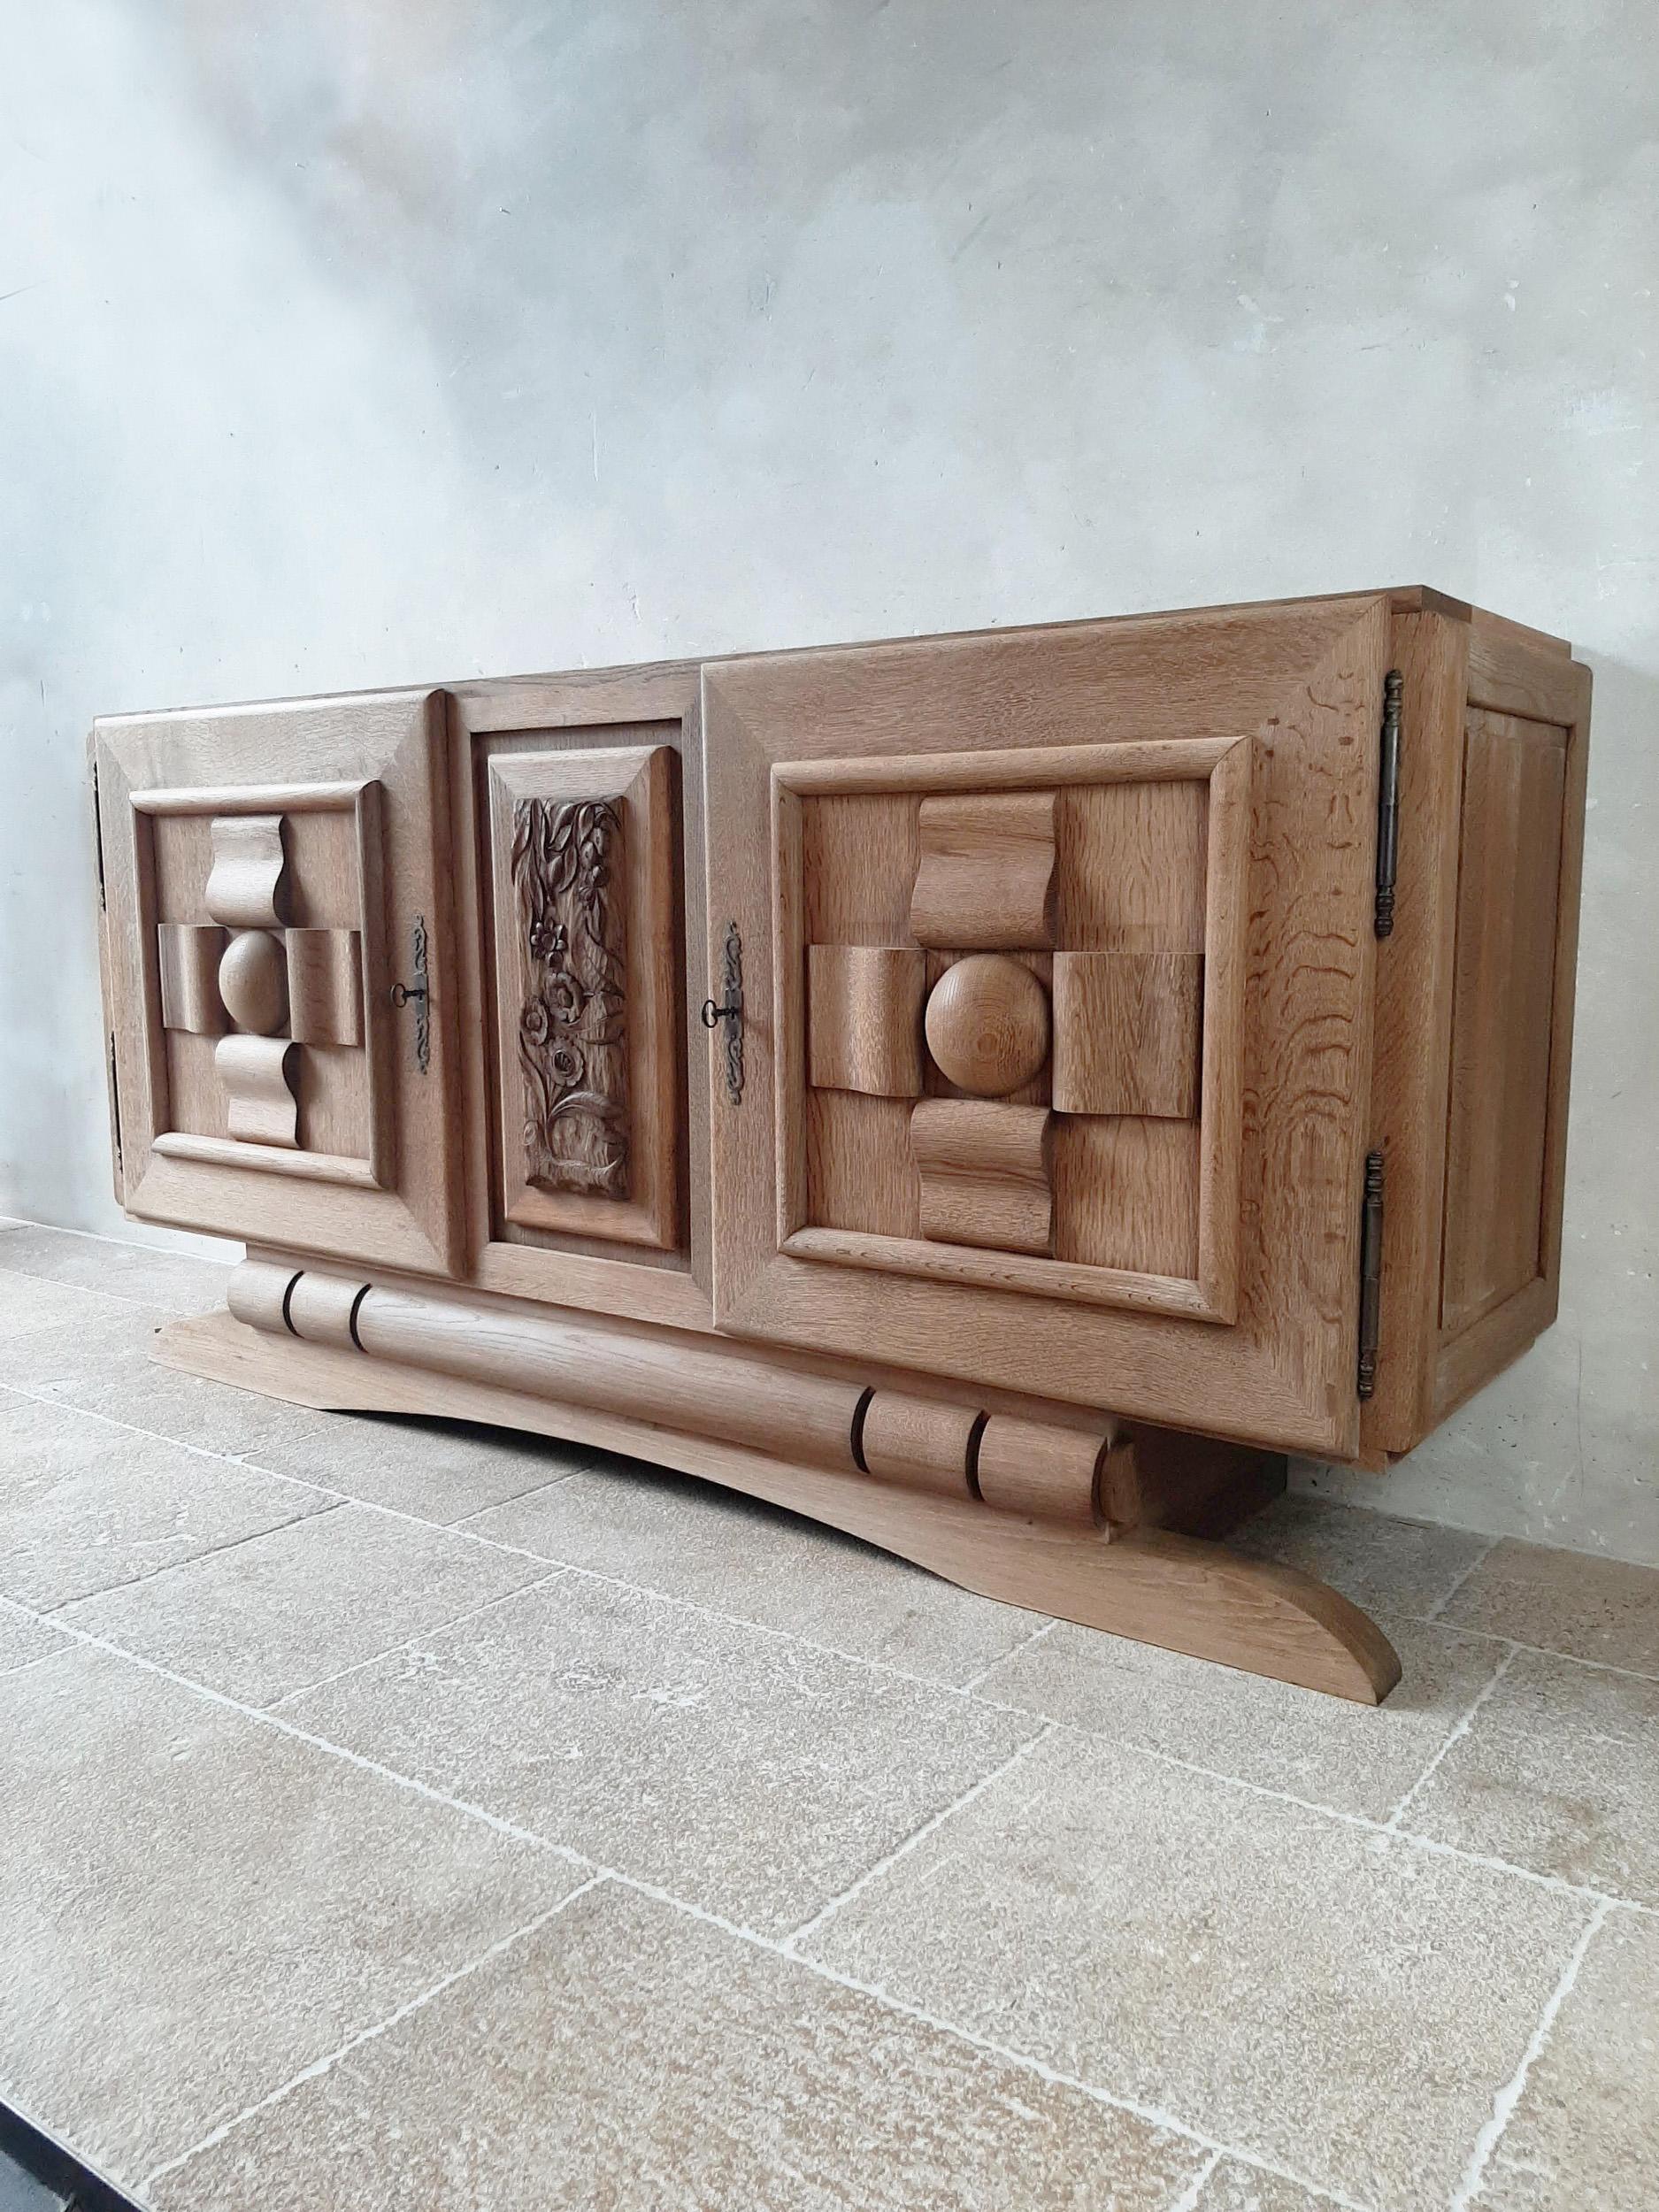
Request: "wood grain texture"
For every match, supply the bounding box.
[450,677,710,1332]
[156,923,228,1036]
[858,1392,981,1499]
[286,928,365,1048]
[511,793,632,1200]
[911,789,1056,949]
[157,1305,1401,1702]
[216,1033,299,1148]
[910,1098,1052,1255]
[706,602,1388,1452]
[923,953,1051,1096]
[1052,1117,1200,1278]
[484,742,682,1258]
[216,928,288,1036]
[1357,610,1471,1456]
[1440,710,1569,1338]
[94,691,461,1275]
[974,1415,1107,1529]
[204,813,290,928]
[1051,951,1203,1118]
[806,944,926,1097]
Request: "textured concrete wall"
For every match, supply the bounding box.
[4,3,1654,1559]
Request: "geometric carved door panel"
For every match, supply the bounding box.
[782,737,1250,1324]
[93,689,463,1276]
[703,598,1390,1455]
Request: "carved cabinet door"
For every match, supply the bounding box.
[94,689,464,1276]
[701,596,1393,1458]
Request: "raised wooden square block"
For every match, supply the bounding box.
[807,944,926,1096]
[911,790,1056,949]
[1051,950,1203,1119]
[910,1096,1052,1255]
[287,928,365,1048]
[157,923,229,1036]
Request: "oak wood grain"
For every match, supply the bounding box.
[910,1098,1053,1255]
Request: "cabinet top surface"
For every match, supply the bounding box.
[92,585,1573,733]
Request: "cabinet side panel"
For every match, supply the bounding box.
[1358,611,1468,1456]
[1439,710,1568,1341]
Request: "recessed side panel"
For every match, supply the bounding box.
[1439,710,1568,1340]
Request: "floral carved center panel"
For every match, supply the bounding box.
[511,795,631,1201]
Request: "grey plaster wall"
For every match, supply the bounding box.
[4,3,1654,1560]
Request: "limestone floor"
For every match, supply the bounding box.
[2,1221,1655,2212]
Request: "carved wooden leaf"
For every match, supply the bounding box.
[511,796,631,1200]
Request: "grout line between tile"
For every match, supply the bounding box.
[42,1499,348,1618]
[0,1581,1622,2212]
[957,1614,1056,1690]
[1395,1613,1659,1687]
[1423,1535,1502,1622]
[1448,1894,1614,2212]
[4,1581,1348,2208]
[264,1567,569,1710]
[780,1724,1052,1951]
[139,1873,610,2196]
[18,1602,595,1866]
[6,1379,1658,1917]
[1163,2147,1223,2212]
[1381,1642,1519,1832]
[596,1867,1378,2212]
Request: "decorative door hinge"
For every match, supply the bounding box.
[1374,669,1402,937]
[1357,1148,1385,1398]
[108,1034,123,1170]
[388,914,431,1073]
[91,762,107,911]
[700,921,744,1104]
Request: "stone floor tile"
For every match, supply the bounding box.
[1233,1493,1493,1618]
[250,1409,597,1525]
[803,1730,1592,2212]
[61,1504,556,1706]
[4,1299,336,1460]
[0,1597,67,1674]
[1439,1538,1659,1674]
[1471,1907,1659,2212]
[465,1454,1041,1684]
[0,1219,234,1314]
[0,1644,587,2185]
[0,1271,134,1340]
[148,1881,1202,2212]
[974,1611,1507,1820]
[0,1391,333,1609]
[286,1574,1037,1936]
[1194,2162,1338,2211]
[1407,1647,1659,1903]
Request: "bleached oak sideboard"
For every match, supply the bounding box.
[89,588,1591,1701]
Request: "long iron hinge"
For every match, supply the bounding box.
[1373,669,1402,937]
[91,760,107,911]
[1356,1148,1385,1398]
[108,1033,123,1172]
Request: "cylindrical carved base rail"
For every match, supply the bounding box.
[227,1260,1121,1532]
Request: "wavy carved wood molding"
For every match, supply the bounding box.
[510,795,632,1201]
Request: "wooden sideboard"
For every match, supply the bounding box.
[89,588,1591,1701]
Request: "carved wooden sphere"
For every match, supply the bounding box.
[219,929,289,1036]
[924,955,1049,1096]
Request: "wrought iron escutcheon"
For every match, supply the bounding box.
[389,914,431,1074]
[700,921,744,1105]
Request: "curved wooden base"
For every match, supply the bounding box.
[156,1304,1402,1706]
